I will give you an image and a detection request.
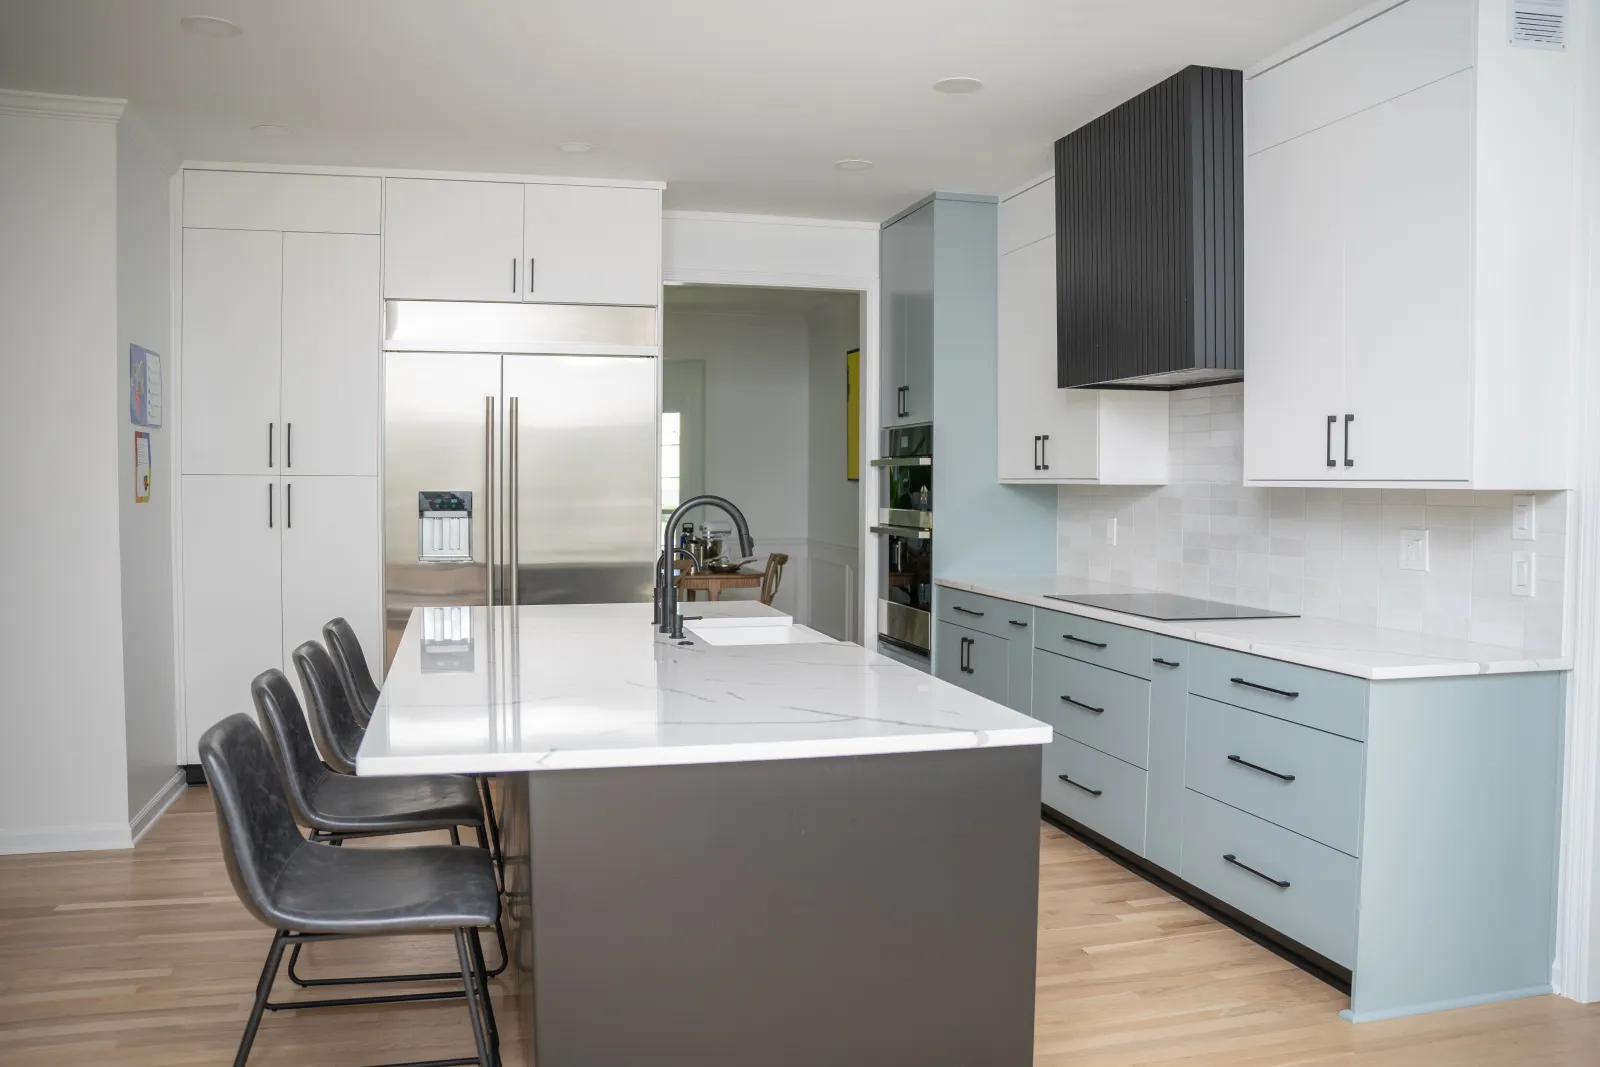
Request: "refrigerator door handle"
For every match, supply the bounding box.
[509,396,520,608]
[484,395,495,607]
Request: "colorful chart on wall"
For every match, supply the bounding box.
[846,348,860,481]
[130,344,163,427]
[134,431,152,503]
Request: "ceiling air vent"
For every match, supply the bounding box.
[1509,0,1567,50]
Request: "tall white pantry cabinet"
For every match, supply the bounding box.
[178,171,383,761]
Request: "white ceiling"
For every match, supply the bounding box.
[0,0,1368,220]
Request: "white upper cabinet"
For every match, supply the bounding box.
[183,170,381,234]
[383,178,526,302]
[383,177,663,306]
[522,184,660,306]
[996,178,1167,485]
[281,232,381,476]
[1243,0,1578,489]
[182,228,283,475]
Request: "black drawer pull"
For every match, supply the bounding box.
[1230,677,1299,699]
[952,605,985,618]
[1227,754,1296,782]
[1223,853,1290,889]
[1062,634,1108,649]
[1060,694,1105,715]
[1008,619,1028,628]
[1152,657,1180,668]
[1057,774,1102,797]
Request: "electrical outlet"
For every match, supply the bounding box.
[1512,551,1536,597]
[1399,529,1429,572]
[1106,517,1118,546]
[1512,495,1536,541]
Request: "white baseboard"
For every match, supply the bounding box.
[130,770,187,846]
[0,822,134,856]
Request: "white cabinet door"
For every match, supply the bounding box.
[899,204,936,424]
[281,233,380,476]
[999,236,1078,479]
[382,178,525,302]
[1242,122,1347,482]
[280,476,380,682]
[522,184,660,306]
[181,229,282,475]
[1341,70,1474,482]
[181,475,282,761]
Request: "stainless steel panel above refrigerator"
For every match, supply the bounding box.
[383,343,657,668]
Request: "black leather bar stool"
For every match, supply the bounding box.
[314,624,505,881]
[254,666,507,983]
[200,714,501,1067]
[294,640,367,776]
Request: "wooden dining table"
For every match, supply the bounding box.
[677,569,763,601]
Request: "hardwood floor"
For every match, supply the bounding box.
[1,788,1596,1065]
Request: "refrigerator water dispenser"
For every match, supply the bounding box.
[418,491,472,562]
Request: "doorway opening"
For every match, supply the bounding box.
[662,284,863,642]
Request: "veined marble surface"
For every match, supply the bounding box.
[357,602,1052,776]
[939,576,1571,681]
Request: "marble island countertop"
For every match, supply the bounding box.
[357,602,1052,776]
[938,575,1571,681]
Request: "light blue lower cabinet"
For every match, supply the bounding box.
[1040,733,1148,856]
[1180,789,1359,968]
[1031,649,1150,768]
[1144,636,1188,874]
[934,619,1009,706]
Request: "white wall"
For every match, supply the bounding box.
[664,309,811,619]
[116,108,181,830]
[805,295,862,640]
[0,92,133,853]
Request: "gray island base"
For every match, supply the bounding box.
[501,745,1042,1067]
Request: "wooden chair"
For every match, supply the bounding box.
[759,553,789,606]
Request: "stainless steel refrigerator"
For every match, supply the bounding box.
[382,300,659,666]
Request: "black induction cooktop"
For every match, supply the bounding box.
[1043,592,1297,622]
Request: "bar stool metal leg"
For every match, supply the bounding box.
[454,930,496,1067]
[233,931,288,1067]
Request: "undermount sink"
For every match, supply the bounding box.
[683,621,835,646]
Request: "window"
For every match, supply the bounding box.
[661,411,682,522]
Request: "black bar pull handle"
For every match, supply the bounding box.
[1227,754,1296,782]
[268,422,274,468]
[267,483,273,528]
[1153,657,1181,668]
[1060,694,1105,715]
[285,423,292,469]
[1326,414,1336,468]
[1063,634,1108,650]
[285,482,292,529]
[511,258,517,293]
[1344,413,1354,467]
[1033,435,1041,471]
[529,258,536,293]
[1057,774,1103,797]
[1230,677,1300,699]
[1040,433,1049,471]
[1223,853,1290,889]
[1008,619,1029,628]
[952,605,985,618]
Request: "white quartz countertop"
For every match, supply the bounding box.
[938,575,1571,681]
[356,602,1052,776]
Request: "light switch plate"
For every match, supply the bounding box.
[1106,517,1118,546]
[1512,495,1536,540]
[1399,529,1429,572]
[1512,550,1536,597]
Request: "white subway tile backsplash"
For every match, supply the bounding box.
[1056,382,1567,653]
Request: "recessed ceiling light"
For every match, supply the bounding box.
[179,15,243,38]
[933,76,984,94]
[251,124,290,137]
[559,141,594,154]
[835,159,873,171]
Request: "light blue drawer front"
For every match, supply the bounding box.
[934,620,1009,706]
[1185,695,1365,856]
[1145,635,1190,874]
[1032,649,1151,769]
[1034,607,1153,680]
[937,588,1033,642]
[1180,790,1359,968]
[1042,734,1149,856]
[1187,643,1368,741]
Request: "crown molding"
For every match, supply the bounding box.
[0,89,126,123]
